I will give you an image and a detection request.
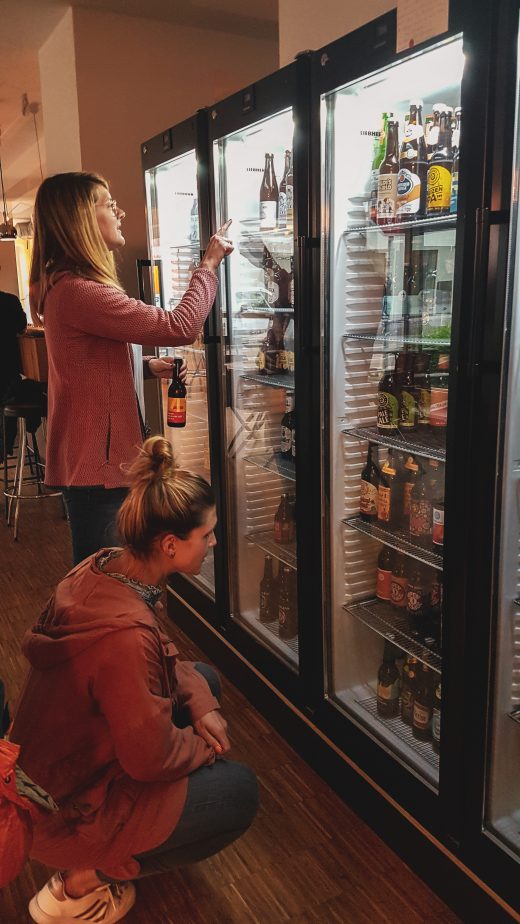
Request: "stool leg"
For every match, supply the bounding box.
[7,419,22,525]
[3,412,8,519]
[32,433,44,494]
[12,418,27,541]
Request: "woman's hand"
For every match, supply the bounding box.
[200,220,234,274]
[148,356,188,382]
[194,709,230,756]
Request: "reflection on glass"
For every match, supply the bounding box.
[324,36,464,788]
[213,109,299,670]
[144,151,215,598]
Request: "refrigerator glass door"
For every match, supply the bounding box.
[484,23,520,859]
[213,109,299,670]
[145,151,215,599]
[323,37,464,787]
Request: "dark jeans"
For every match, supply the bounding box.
[61,487,128,564]
[100,663,259,881]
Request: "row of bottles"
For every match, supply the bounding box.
[381,248,454,342]
[377,351,449,443]
[258,554,298,640]
[260,150,294,231]
[377,642,441,750]
[370,102,461,224]
[376,549,442,649]
[256,315,295,375]
[361,446,444,551]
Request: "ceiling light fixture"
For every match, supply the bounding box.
[0,130,17,241]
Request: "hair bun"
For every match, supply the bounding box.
[145,435,176,476]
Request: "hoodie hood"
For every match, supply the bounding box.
[23,553,158,671]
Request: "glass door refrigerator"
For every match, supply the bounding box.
[141,113,222,610]
[206,57,321,697]
[314,1,519,893]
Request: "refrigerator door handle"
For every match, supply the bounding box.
[469,207,510,377]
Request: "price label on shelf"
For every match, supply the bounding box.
[397,0,449,53]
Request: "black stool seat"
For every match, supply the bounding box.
[3,403,46,419]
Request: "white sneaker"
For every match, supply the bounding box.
[28,872,136,923]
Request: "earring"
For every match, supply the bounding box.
[168,549,175,559]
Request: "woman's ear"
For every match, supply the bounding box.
[160,533,177,559]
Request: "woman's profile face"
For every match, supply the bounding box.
[94,184,126,251]
[173,506,218,575]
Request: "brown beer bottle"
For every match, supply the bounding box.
[377,450,402,528]
[167,357,187,428]
[264,320,279,376]
[412,661,433,740]
[260,152,278,230]
[259,555,274,624]
[278,564,298,639]
[399,352,418,432]
[360,444,379,522]
[376,546,393,602]
[377,119,399,225]
[377,354,400,434]
[391,554,409,609]
[396,100,428,221]
[427,110,454,216]
[278,150,291,230]
[376,641,401,718]
[274,493,295,544]
[406,563,429,637]
[401,656,418,725]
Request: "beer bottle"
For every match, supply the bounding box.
[259,555,274,624]
[403,456,420,525]
[377,450,401,528]
[376,546,394,602]
[277,328,289,375]
[360,444,379,522]
[427,110,454,216]
[280,391,295,460]
[432,680,441,753]
[376,641,401,718]
[278,564,298,639]
[399,353,418,432]
[396,101,428,221]
[391,554,409,609]
[274,493,295,543]
[412,661,433,740]
[406,563,429,637]
[167,357,187,428]
[377,354,400,434]
[413,352,431,434]
[377,119,399,225]
[409,467,433,548]
[264,320,279,376]
[286,151,294,229]
[401,656,418,725]
[450,107,461,215]
[369,112,393,223]
[278,150,291,230]
[189,197,199,242]
[426,103,447,159]
[259,152,278,230]
[430,353,449,443]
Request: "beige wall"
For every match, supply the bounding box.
[0,240,20,296]
[42,6,278,296]
[278,0,393,65]
[39,7,82,175]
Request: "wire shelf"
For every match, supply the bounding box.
[356,695,439,770]
[344,215,457,235]
[246,530,297,569]
[343,599,441,673]
[344,426,446,462]
[344,516,443,570]
[343,331,451,348]
[244,452,296,481]
[241,372,295,390]
[255,616,299,658]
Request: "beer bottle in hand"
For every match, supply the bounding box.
[259,555,274,624]
[360,444,379,522]
[376,642,401,718]
[167,357,187,428]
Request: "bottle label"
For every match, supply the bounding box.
[432,707,441,742]
[256,349,266,371]
[260,200,277,230]
[396,168,421,215]
[413,700,432,730]
[281,425,292,454]
[278,192,288,228]
[391,576,408,607]
[401,688,414,722]
[427,165,452,211]
[286,184,294,222]
[369,169,379,221]
[450,169,458,214]
[267,280,279,306]
[403,481,414,517]
[432,507,444,546]
[376,568,392,601]
[400,388,417,428]
[360,480,378,517]
[377,485,391,522]
[377,391,399,429]
[167,397,186,426]
[406,586,427,613]
[278,350,289,371]
[430,387,448,427]
[377,680,400,701]
[410,499,432,538]
[418,387,431,425]
[377,174,398,221]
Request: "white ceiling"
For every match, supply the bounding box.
[0,0,278,221]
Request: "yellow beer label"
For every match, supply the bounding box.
[167,397,186,425]
[427,165,452,211]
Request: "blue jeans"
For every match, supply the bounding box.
[101,664,259,880]
[61,487,128,564]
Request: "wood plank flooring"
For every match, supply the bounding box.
[0,491,462,923]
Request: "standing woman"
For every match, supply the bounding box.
[29,172,232,565]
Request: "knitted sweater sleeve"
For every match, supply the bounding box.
[63,269,218,347]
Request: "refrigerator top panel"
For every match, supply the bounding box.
[207,62,297,143]
[141,115,198,171]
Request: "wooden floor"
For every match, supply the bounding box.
[0,492,462,924]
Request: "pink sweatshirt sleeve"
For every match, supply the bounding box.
[63,269,218,347]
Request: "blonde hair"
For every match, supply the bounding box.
[118,436,215,557]
[29,171,123,325]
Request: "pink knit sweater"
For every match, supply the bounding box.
[42,269,218,488]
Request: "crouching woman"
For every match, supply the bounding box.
[10,436,259,924]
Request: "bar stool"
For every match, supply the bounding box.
[2,403,61,540]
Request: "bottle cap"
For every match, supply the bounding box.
[381,461,396,476]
